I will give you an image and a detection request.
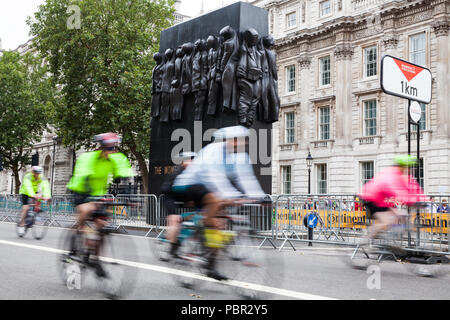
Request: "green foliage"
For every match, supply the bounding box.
[0,51,53,189]
[27,0,175,162]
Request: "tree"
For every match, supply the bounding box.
[0,51,54,193]
[27,0,176,194]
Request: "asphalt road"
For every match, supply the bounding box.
[0,222,449,300]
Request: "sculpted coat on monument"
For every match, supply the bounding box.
[236,28,263,127]
[192,39,209,120]
[206,35,221,115]
[151,52,163,118]
[219,26,239,112]
[160,48,175,123]
[259,35,279,123]
[171,47,184,121]
[180,42,194,96]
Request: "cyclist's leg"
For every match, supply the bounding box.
[75,202,97,230]
[202,193,224,229]
[369,208,397,239]
[18,195,31,227]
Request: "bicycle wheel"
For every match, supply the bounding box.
[149,233,172,263]
[96,231,138,299]
[342,242,378,270]
[171,235,207,290]
[32,211,49,240]
[216,232,273,300]
[57,227,86,290]
[403,254,449,278]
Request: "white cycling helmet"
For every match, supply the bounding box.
[31,166,43,174]
[213,126,250,141]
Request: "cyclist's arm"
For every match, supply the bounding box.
[40,177,51,199]
[109,152,133,179]
[232,153,265,199]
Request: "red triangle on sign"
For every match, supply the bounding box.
[394,59,424,82]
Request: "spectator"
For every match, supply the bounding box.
[437,199,448,213]
[427,196,439,213]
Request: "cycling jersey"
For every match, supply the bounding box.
[19,172,51,198]
[358,166,425,208]
[67,150,133,196]
[172,141,265,199]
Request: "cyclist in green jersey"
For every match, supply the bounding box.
[17,166,51,235]
[66,133,133,276]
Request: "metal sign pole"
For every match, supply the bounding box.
[407,99,412,247]
[416,120,420,183]
[407,100,411,157]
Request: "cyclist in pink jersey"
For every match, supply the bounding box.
[358,155,427,240]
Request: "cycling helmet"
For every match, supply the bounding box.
[393,155,417,167]
[94,132,120,147]
[213,126,250,141]
[31,166,43,174]
[178,152,197,161]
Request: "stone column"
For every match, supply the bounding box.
[432,19,449,138]
[298,44,311,150]
[381,34,399,146]
[333,42,353,148]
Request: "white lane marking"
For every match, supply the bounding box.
[0,239,336,300]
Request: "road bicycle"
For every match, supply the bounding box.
[16,197,49,240]
[57,197,138,299]
[344,203,449,277]
[151,201,275,299]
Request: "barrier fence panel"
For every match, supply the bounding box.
[113,194,158,232]
[49,194,77,227]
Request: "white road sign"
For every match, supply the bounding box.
[381,55,432,104]
[409,101,422,123]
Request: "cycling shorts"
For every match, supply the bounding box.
[72,192,91,207]
[21,194,31,205]
[363,200,390,218]
[170,184,210,209]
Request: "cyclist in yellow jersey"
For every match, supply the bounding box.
[17,166,51,236]
[67,133,133,230]
[66,133,133,277]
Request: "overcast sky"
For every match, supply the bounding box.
[0,0,239,51]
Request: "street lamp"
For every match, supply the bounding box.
[306,152,313,195]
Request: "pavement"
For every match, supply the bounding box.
[0,222,449,300]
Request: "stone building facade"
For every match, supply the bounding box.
[250,0,449,195]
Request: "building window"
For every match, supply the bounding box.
[319,56,331,86]
[282,166,292,194]
[411,158,424,189]
[410,32,426,66]
[411,103,426,131]
[319,0,331,17]
[286,65,296,93]
[317,164,327,194]
[364,46,377,78]
[361,161,374,186]
[319,107,330,140]
[363,100,377,136]
[285,112,295,144]
[286,12,296,28]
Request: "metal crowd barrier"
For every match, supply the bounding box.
[0,192,448,255]
[0,194,22,223]
[273,194,449,254]
[112,194,158,233]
